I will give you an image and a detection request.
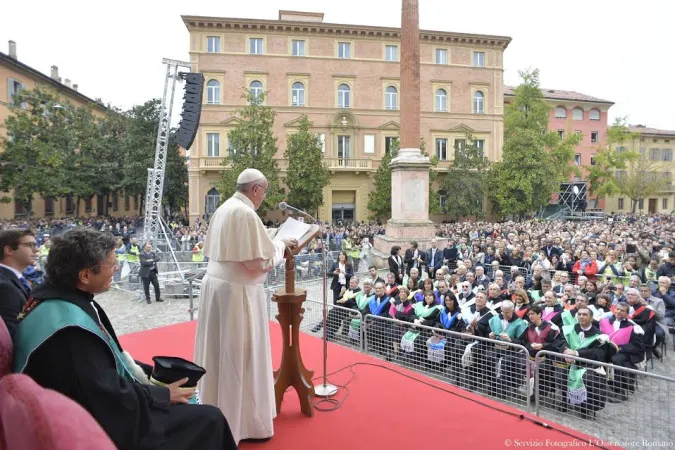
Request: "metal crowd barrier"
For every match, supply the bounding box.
[533,350,675,445]
[296,299,364,353]
[361,314,532,412]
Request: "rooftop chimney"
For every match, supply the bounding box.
[64,78,71,88]
[51,65,59,81]
[73,83,78,91]
[8,40,17,59]
[278,10,324,23]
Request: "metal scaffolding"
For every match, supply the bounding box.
[143,58,191,245]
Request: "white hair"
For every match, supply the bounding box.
[501,300,515,310]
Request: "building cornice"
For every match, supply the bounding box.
[182,15,512,50]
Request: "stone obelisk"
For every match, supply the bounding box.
[373,0,442,263]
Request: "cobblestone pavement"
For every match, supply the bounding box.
[100,275,674,446]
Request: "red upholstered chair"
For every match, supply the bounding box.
[0,374,116,450]
[0,318,12,377]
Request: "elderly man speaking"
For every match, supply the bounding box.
[194,168,297,445]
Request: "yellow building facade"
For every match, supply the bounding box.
[604,125,675,214]
[183,11,511,224]
[0,41,141,219]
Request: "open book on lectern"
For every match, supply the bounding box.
[272,217,320,251]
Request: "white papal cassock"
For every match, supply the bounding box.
[194,191,285,445]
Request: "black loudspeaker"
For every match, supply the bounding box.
[175,73,204,150]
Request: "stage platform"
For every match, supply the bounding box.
[120,321,610,450]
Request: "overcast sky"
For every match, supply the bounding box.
[2,0,673,130]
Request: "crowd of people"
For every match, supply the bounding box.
[318,213,673,418]
[1,212,673,422]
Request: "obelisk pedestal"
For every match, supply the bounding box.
[372,0,447,265]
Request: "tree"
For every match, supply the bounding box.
[367,139,398,219]
[284,115,330,217]
[584,118,658,213]
[438,134,491,219]
[0,87,78,214]
[216,91,283,216]
[618,156,667,213]
[488,69,581,217]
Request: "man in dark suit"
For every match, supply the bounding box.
[0,229,39,337]
[426,238,444,279]
[139,242,163,304]
[541,238,562,260]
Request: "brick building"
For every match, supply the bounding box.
[183,10,510,224]
[504,87,614,211]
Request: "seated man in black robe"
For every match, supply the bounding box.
[599,302,645,403]
[552,306,612,418]
[12,228,236,450]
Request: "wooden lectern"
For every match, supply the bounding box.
[272,224,320,417]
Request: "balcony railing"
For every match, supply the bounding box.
[196,157,373,172]
[324,158,372,171]
[199,157,229,169]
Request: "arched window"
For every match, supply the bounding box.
[572,107,584,120]
[435,88,447,112]
[385,86,398,110]
[555,106,567,118]
[291,82,305,106]
[338,84,351,108]
[589,109,600,121]
[249,81,263,103]
[205,188,221,216]
[207,80,220,104]
[473,91,484,114]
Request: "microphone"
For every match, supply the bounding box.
[279,202,316,224]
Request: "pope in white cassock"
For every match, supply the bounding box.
[194,168,297,445]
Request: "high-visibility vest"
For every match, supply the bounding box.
[127,245,140,263]
[192,246,205,262]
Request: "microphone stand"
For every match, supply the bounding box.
[283,207,337,397]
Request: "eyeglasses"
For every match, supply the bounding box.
[98,262,121,270]
[19,242,38,250]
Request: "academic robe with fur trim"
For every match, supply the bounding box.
[194,191,286,445]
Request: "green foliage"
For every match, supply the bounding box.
[585,118,640,199]
[0,88,188,216]
[284,115,330,217]
[0,88,76,211]
[439,134,491,219]
[489,69,580,218]
[216,90,283,216]
[367,138,399,219]
[586,118,666,212]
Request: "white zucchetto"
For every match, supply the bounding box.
[236,168,265,185]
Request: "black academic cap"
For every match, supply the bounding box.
[151,356,206,388]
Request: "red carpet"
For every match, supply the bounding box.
[120,322,609,450]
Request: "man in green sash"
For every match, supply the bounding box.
[12,228,236,450]
[479,300,528,399]
[552,306,611,418]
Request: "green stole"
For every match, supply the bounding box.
[349,292,373,333]
[561,309,578,327]
[402,304,441,346]
[13,300,199,405]
[488,315,527,342]
[562,325,603,405]
[14,300,138,382]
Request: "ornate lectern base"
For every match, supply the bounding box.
[272,289,315,417]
